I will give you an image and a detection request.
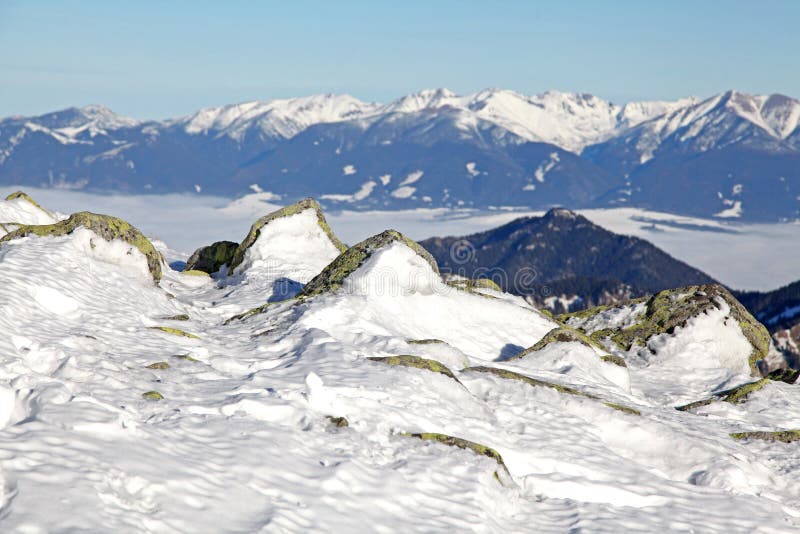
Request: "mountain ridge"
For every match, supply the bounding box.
[2,88,799,220]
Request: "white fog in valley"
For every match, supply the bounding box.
[2,187,797,292]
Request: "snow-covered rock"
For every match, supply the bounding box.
[0,198,798,531]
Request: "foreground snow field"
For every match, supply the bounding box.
[0,193,799,532]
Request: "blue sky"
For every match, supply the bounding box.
[1,0,798,119]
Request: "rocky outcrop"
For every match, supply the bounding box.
[510,326,604,359]
[228,198,346,274]
[367,355,460,384]
[299,230,439,297]
[183,240,238,274]
[565,284,771,375]
[0,211,164,282]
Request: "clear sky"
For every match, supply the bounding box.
[1,0,798,119]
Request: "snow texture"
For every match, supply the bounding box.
[1,196,799,531]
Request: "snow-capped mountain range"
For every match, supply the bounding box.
[1,89,799,220]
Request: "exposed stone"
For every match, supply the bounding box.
[402,432,510,478]
[299,230,439,297]
[228,198,346,274]
[510,326,605,359]
[0,211,164,282]
[581,285,770,375]
[675,378,771,411]
[148,326,200,339]
[465,365,640,415]
[730,430,800,443]
[367,355,460,384]
[326,416,349,428]
[183,240,238,274]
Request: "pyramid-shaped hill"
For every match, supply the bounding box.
[420,208,716,312]
[228,198,346,280]
[0,191,60,233]
[0,211,164,283]
[294,229,558,362]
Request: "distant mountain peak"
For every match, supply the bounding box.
[542,207,579,221]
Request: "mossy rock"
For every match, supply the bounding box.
[0,211,163,282]
[299,230,439,297]
[592,285,768,375]
[228,198,346,274]
[675,378,770,411]
[466,365,593,398]
[510,326,605,359]
[183,240,238,274]
[326,415,349,428]
[603,402,641,415]
[465,366,640,415]
[766,368,799,384]
[149,326,199,339]
[172,354,198,362]
[406,339,446,345]
[145,362,170,370]
[223,298,299,325]
[446,278,502,292]
[4,191,48,213]
[557,304,612,323]
[368,355,460,384]
[160,313,189,321]
[142,391,164,401]
[600,355,628,368]
[403,432,510,477]
[730,430,800,443]
[0,223,20,235]
[182,269,211,277]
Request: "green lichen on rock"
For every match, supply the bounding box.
[600,355,628,368]
[466,365,593,398]
[183,240,238,274]
[142,390,164,401]
[587,285,768,375]
[446,278,502,292]
[603,402,641,415]
[299,230,439,297]
[0,211,164,282]
[4,191,48,213]
[465,366,640,415]
[228,198,346,274]
[326,415,349,428]
[149,326,200,339]
[557,304,612,323]
[676,378,771,411]
[510,326,605,359]
[406,339,446,345]
[730,430,800,443]
[766,368,800,384]
[222,298,299,325]
[403,432,510,477]
[368,355,460,384]
[172,354,198,362]
[145,362,170,370]
[182,269,211,277]
[161,313,189,321]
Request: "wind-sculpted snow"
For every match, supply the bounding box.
[0,198,798,532]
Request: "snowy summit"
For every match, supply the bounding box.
[0,192,798,531]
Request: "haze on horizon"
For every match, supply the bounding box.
[1,0,799,119]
